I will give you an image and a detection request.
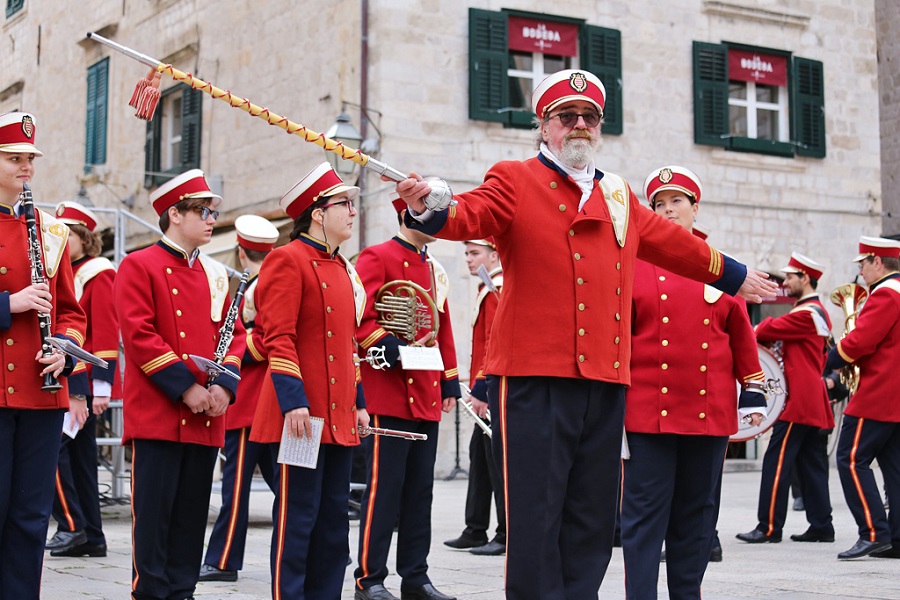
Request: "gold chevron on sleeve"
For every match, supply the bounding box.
[270,357,302,379]
[223,355,242,367]
[360,327,388,350]
[836,341,855,364]
[95,350,119,359]
[444,368,459,379]
[708,248,723,277]
[72,362,87,374]
[742,371,765,383]
[65,328,86,347]
[246,331,265,362]
[140,351,179,374]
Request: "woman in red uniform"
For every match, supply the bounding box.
[621,166,766,600]
[250,162,370,600]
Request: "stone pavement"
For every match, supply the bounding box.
[41,461,899,600]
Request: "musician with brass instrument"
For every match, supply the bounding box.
[249,163,370,599]
[200,215,281,583]
[0,112,87,599]
[46,201,121,559]
[621,166,766,600]
[737,253,836,546]
[444,239,506,557]
[115,169,245,600]
[826,235,900,560]
[353,200,460,600]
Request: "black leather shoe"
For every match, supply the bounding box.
[469,540,505,556]
[838,538,892,559]
[736,529,781,543]
[790,528,835,543]
[443,533,487,549]
[400,584,457,600]
[709,544,723,562]
[45,530,87,552]
[50,541,107,557]
[355,584,400,600]
[198,563,238,582]
[871,545,900,558]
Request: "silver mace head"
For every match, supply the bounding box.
[421,177,456,211]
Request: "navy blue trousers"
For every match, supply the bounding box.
[52,411,105,545]
[463,421,506,543]
[203,427,276,571]
[0,407,64,600]
[130,439,217,600]
[836,415,900,544]
[491,376,623,600]
[621,433,728,600]
[355,416,439,592]
[755,420,833,536]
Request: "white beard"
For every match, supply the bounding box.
[558,138,597,169]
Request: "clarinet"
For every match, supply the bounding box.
[21,183,62,391]
[208,269,250,385]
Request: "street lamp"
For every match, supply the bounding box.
[324,110,363,184]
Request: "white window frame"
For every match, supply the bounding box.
[728,80,789,142]
[161,94,183,171]
[507,51,579,111]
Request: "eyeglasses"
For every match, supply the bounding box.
[190,206,220,221]
[547,111,602,128]
[322,199,356,211]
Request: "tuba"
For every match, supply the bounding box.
[829,283,868,395]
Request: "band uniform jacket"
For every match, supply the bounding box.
[0,209,85,409]
[356,236,460,422]
[470,268,502,389]
[755,294,834,429]
[224,274,265,430]
[626,261,764,436]
[249,236,364,446]
[407,155,747,385]
[115,241,244,446]
[835,273,900,422]
[67,257,122,399]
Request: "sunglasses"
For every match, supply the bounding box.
[322,199,356,211]
[548,111,602,128]
[190,206,220,221]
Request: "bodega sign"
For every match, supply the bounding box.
[728,49,787,86]
[508,16,578,57]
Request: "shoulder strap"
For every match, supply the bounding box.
[197,255,230,322]
[596,173,630,248]
[74,257,115,301]
[37,209,70,278]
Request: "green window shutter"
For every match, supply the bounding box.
[791,57,826,158]
[580,25,622,135]
[84,58,108,171]
[468,8,509,124]
[6,0,25,18]
[179,85,202,170]
[693,42,729,147]
[144,114,161,189]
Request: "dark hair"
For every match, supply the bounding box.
[68,223,102,258]
[158,197,211,233]
[289,197,329,241]
[240,247,270,263]
[807,275,819,290]
[882,256,900,271]
[396,208,406,226]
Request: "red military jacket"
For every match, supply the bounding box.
[356,236,460,422]
[470,267,502,388]
[115,240,245,446]
[224,275,267,430]
[408,155,746,385]
[0,209,85,409]
[68,257,122,400]
[836,273,900,422]
[626,261,764,436]
[755,294,834,429]
[249,236,363,446]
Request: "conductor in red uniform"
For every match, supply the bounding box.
[200,215,281,583]
[827,235,900,560]
[47,201,120,559]
[737,252,835,545]
[392,70,777,599]
[115,169,244,600]
[0,111,87,600]
[621,166,766,600]
[353,200,461,600]
[249,162,370,600]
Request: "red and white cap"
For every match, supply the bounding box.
[0,112,43,156]
[280,162,359,220]
[532,70,606,119]
[391,197,407,214]
[464,238,497,250]
[854,235,900,261]
[55,201,98,232]
[150,169,222,216]
[235,214,279,252]
[643,166,703,206]
[780,252,825,281]
[692,222,710,241]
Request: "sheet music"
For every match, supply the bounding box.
[277,416,324,469]
[62,412,80,439]
[398,346,445,371]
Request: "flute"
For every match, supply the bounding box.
[360,426,428,441]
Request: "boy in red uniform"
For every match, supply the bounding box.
[47,201,121,559]
[0,111,87,599]
[249,162,370,600]
[115,169,244,600]
[200,214,280,582]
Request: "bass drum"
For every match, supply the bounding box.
[729,344,788,442]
